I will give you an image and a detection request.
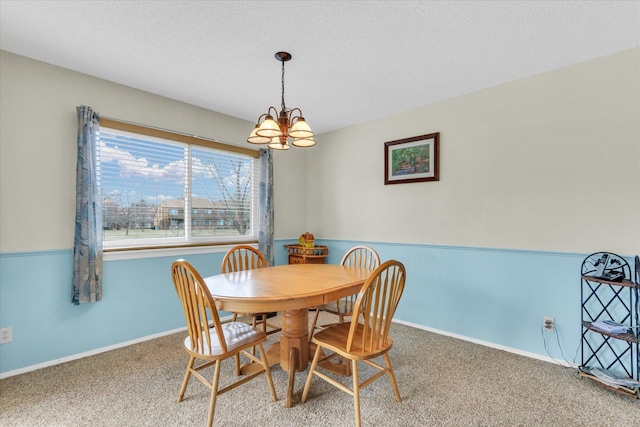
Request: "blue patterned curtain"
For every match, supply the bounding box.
[258,148,274,266]
[72,106,103,304]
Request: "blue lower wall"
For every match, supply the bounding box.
[0,249,227,375]
[0,240,632,376]
[323,240,584,355]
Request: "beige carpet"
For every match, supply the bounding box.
[1,313,638,426]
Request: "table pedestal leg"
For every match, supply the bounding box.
[243,309,310,407]
[262,344,303,408]
[280,309,309,407]
[285,347,298,408]
[280,309,309,372]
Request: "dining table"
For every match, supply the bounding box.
[204,263,371,407]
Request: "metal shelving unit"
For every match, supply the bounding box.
[579,252,639,398]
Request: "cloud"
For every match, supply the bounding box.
[100,141,185,182]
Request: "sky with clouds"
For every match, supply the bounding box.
[99,130,252,206]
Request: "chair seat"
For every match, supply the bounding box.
[312,322,394,360]
[184,322,265,357]
[236,311,268,318]
[318,298,354,315]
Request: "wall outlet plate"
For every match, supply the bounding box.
[0,327,12,344]
[543,317,554,331]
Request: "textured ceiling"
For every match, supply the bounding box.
[1,1,638,135]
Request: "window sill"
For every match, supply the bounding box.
[103,243,257,261]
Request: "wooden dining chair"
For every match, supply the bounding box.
[171,259,277,427]
[222,245,281,375]
[221,245,281,334]
[301,260,406,427]
[309,245,380,340]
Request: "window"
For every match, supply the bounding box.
[98,119,260,250]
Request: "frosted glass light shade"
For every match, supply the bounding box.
[268,136,290,150]
[256,115,282,137]
[289,117,314,138]
[247,125,271,144]
[291,137,316,147]
[268,141,291,150]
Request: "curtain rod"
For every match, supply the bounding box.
[99,115,259,158]
[100,115,221,143]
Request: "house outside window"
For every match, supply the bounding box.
[98,122,259,249]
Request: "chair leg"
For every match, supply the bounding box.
[344,358,352,376]
[308,309,321,342]
[352,359,361,427]
[301,345,322,403]
[335,313,351,377]
[342,326,351,376]
[206,360,222,427]
[234,353,241,377]
[250,315,260,356]
[178,356,195,402]
[383,353,402,402]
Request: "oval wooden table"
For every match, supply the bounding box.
[204,263,371,407]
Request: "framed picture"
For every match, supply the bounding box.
[384,132,439,185]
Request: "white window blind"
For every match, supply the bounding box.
[98,124,259,249]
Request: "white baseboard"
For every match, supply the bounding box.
[0,314,236,379]
[1,315,573,379]
[0,327,185,379]
[392,318,577,368]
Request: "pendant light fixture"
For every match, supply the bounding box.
[247,52,315,150]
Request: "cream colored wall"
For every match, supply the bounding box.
[3,49,638,255]
[0,51,306,253]
[307,48,640,255]
[272,147,308,239]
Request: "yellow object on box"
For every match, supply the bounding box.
[299,232,315,248]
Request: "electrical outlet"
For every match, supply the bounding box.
[0,327,12,344]
[543,317,554,331]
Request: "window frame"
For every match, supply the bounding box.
[98,118,260,254]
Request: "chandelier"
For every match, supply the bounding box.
[247,52,315,150]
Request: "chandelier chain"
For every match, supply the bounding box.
[281,60,286,111]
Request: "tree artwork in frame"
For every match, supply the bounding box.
[384,132,439,185]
